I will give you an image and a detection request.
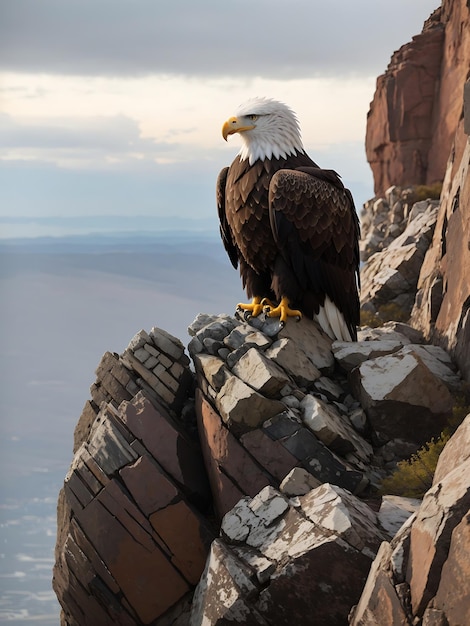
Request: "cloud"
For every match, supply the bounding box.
[1,0,438,79]
[0,112,182,167]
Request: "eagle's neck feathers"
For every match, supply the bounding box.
[239,140,304,166]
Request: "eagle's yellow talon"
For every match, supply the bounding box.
[237,296,264,318]
[266,297,302,324]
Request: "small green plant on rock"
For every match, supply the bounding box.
[380,389,470,498]
[379,434,450,498]
[411,182,443,202]
[360,302,409,328]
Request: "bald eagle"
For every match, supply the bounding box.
[217,97,360,341]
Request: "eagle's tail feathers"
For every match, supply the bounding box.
[315,295,353,342]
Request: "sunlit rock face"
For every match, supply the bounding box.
[363,0,470,383]
[365,0,470,197]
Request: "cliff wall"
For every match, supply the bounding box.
[362,0,470,381]
[365,0,470,196]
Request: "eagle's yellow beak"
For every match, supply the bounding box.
[222,116,256,141]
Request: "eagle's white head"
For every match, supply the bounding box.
[222,97,305,165]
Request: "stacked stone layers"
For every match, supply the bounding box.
[53,328,213,625]
[53,311,467,625]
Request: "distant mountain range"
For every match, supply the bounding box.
[0,214,219,240]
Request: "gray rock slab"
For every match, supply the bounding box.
[301,394,373,462]
[279,467,322,497]
[232,347,291,397]
[332,339,404,371]
[265,337,321,386]
[193,353,228,392]
[278,317,335,373]
[378,495,421,538]
[262,410,302,440]
[280,428,366,494]
[126,329,151,352]
[149,326,186,361]
[215,374,286,431]
[224,326,272,351]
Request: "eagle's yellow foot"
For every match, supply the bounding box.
[237,296,265,318]
[265,296,302,325]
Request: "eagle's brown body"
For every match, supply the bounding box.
[217,152,360,340]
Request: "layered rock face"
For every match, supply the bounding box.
[362,0,470,382]
[53,310,467,625]
[410,138,470,381]
[365,0,470,196]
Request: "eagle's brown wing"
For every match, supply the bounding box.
[268,167,360,337]
[216,166,239,269]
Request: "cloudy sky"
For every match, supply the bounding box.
[0,0,439,236]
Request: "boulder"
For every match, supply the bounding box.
[350,348,453,444]
[193,484,389,626]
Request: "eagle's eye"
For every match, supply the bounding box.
[248,115,258,121]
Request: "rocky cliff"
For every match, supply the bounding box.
[362,0,470,382]
[53,311,468,625]
[365,0,469,197]
[53,2,470,624]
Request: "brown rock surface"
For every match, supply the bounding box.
[195,389,275,519]
[366,0,470,196]
[54,393,216,625]
[53,325,216,625]
[407,458,470,616]
[410,137,470,381]
[432,512,470,625]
